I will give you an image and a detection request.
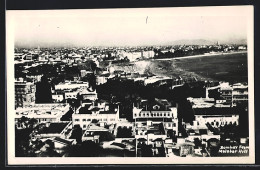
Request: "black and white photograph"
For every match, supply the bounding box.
[6,5,254,164]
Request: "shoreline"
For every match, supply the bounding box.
[152,51,247,61]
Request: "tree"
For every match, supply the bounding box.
[99,131,115,142]
[70,125,83,144]
[28,118,38,129]
[35,76,52,103]
[140,143,153,157]
[90,61,97,72]
[194,138,202,148]
[65,141,102,157]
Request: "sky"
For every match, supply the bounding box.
[7,6,252,47]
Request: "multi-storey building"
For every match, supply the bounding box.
[232,83,248,106]
[15,78,36,108]
[79,88,98,102]
[15,103,70,128]
[206,82,248,106]
[188,96,239,127]
[133,98,179,139]
[219,82,233,104]
[54,81,89,91]
[72,100,120,130]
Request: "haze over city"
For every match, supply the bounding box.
[8,6,248,47]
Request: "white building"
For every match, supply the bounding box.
[55,81,89,91]
[64,89,79,100]
[188,96,239,127]
[79,88,98,102]
[133,99,179,138]
[72,101,120,130]
[143,76,172,86]
[34,121,72,139]
[96,73,115,85]
[232,83,248,106]
[15,103,70,127]
[193,107,239,128]
[52,91,64,102]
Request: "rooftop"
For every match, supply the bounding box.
[137,99,172,111]
[37,122,69,134]
[53,137,73,145]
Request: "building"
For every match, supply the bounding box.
[64,89,79,100]
[15,103,70,128]
[52,90,64,102]
[55,81,89,91]
[188,96,239,128]
[184,121,220,147]
[33,121,72,139]
[133,98,179,142]
[80,70,92,77]
[205,82,248,106]
[15,78,36,108]
[79,88,98,102]
[187,97,231,108]
[232,83,248,106]
[193,107,239,128]
[46,137,76,154]
[141,50,155,59]
[72,100,120,130]
[82,123,110,143]
[96,73,115,85]
[219,82,233,104]
[143,76,172,86]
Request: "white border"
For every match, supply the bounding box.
[6,6,255,165]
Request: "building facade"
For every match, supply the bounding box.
[72,101,120,130]
[15,79,36,108]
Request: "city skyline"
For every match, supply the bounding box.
[7,6,249,47]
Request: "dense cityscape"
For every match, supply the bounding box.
[14,43,249,157]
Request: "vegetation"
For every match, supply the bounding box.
[70,125,83,144]
[117,126,133,138]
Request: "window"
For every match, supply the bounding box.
[87,119,91,121]
[134,114,137,117]
[173,123,176,127]
[103,119,107,121]
[168,123,171,127]
[83,119,86,122]
[110,118,115,121]
[83,125,86,128]
[74,119,80,122]
[139,113,141,117]
[168,113,170,117]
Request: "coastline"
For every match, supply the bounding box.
[153,51,247,61]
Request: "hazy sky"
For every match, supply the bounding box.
[7,6,252,47]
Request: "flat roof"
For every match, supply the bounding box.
[37,122,69,134]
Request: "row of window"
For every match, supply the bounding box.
[134,112,172,117]
[38,118,55,122]
[166,123,176,127]
[65,95,77,98]
[74,118,115,122]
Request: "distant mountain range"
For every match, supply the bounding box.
[15,38,247,48]
[169,38,247,45]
